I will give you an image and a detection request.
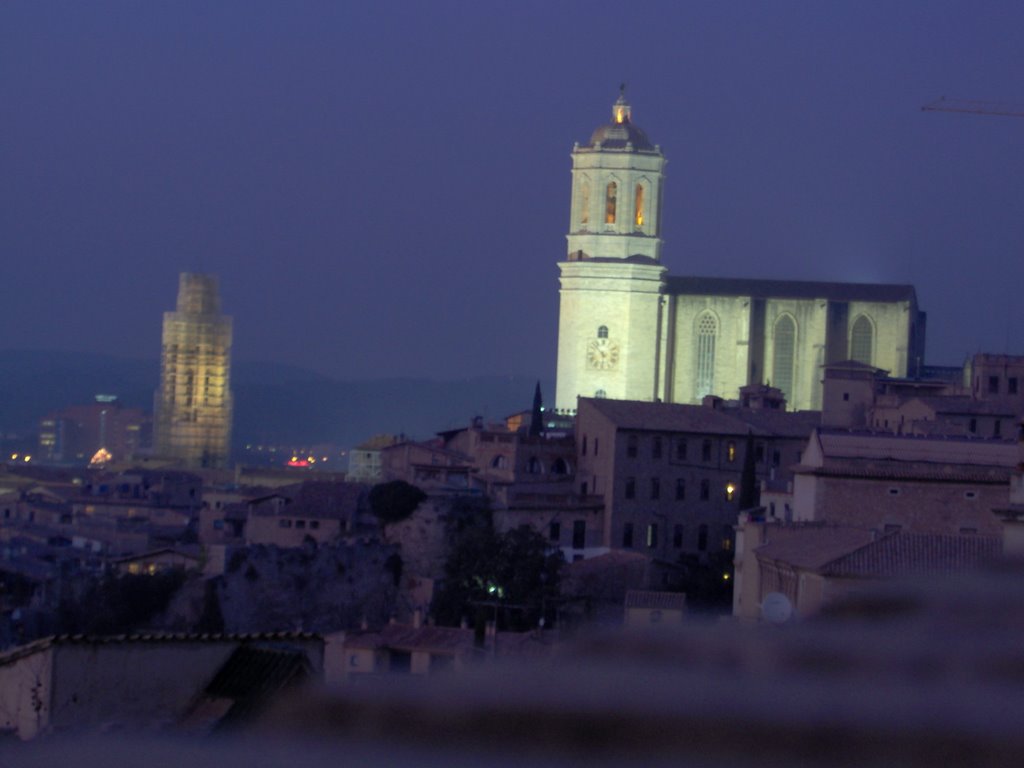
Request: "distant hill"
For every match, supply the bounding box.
[0,350,554,449]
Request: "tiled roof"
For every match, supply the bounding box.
[756,525,877,570]
[904,396,1016,416]
[624,590,687,611]
[581,398,818,438]
[815,429,1017,467]
[665,276,917,303]
[344,624,554,658]
[200,645,312,730]
[0,631,321,668]
[344,624,474,653]
[250,481,365,519]
[796,458,1014,484]
[820,532,1002,578]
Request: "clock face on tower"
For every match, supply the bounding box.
[586,338,620,370]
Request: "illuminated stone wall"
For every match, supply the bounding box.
[154,273,233,468]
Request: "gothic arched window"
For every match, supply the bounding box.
[695,313,717,399]
[850,315,873,366]
[773,315,796,404]
[605,182,617,224]
[579,179,590,227]
[634,183,645,227]
[597,325,609,339]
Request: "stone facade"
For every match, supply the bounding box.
[574,396,820,562]
[792,429,1015,536]
[556,94,926,413]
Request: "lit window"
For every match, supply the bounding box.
[605,182,617,224]
[725,483,736,501]
[634,184,645,227]
[726,441,736,462]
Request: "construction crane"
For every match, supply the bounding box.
[922,97,1024,117]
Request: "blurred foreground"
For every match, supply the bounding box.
[3,563,1024,767]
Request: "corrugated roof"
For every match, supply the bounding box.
[624,590,687,611]
[820,532,1002,578]
[666,276,917,303]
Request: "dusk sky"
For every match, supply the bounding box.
[3,1,1024,381]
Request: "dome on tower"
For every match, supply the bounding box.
[585,88,656,152]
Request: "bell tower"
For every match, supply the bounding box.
[555,89,668,412]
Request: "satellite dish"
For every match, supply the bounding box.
[761,592,793,624]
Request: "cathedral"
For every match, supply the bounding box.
[555,91,927,413]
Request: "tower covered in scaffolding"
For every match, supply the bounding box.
[154,273,233,468]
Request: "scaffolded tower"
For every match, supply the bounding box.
[154,273,233,468]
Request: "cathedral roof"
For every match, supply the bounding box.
[665,276,918,304]
[587,121,656,152]
[581,88,658,153]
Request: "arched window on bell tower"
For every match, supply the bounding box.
[634,183,645,228]
[579,178,590,228]
[850,315,874,365]
[605,181,617,224]
[695,312,717,399]
[597,325,609,339]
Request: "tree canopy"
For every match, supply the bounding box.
[369,480,427,526]
[432,502,562,631]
